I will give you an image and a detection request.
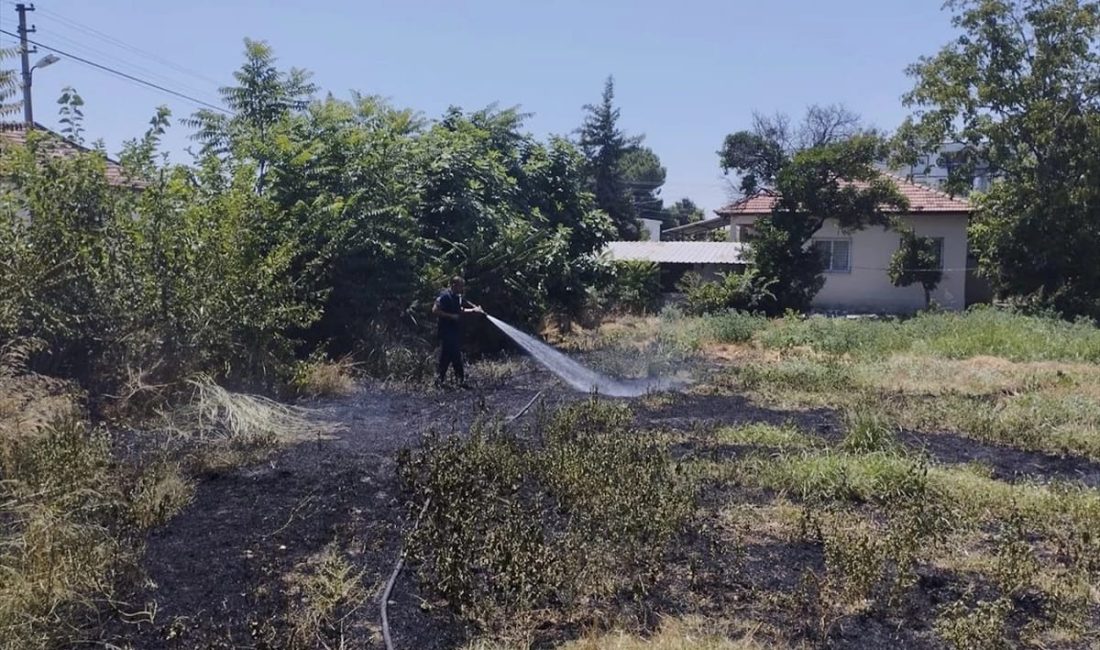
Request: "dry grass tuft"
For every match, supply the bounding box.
[292,356,358,398]
[165,375,343,444]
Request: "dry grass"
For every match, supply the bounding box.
[292,356,358,398]
[464,617,779,650]
[559,617,778,650]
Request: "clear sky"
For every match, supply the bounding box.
[1,0,960,214]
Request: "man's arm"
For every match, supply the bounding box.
[432,299,461,321]
[461,299,484,314]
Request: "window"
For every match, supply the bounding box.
[930,237,945,269]
[812,239,851,272]
[737,224,757,242]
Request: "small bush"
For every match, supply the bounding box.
[291,354,357,398]
[679,270,775,317]
[398,400,695,635]
[936,597,1011,650]
[605,261,663,314]
[841,407,897,453]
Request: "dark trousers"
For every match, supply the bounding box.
[437,335,464,383]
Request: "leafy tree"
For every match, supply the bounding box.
[186,38,316,193]
[666,197,705,227]
[578,76,643,239]
[0,48,20,118]
[719,104,863,194]
[897,0,1100,318]
[888,229,943,309]
[743,136,908,313]
[620,145,666,221]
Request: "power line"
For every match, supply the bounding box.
[36,27,222,104]
[0,28,229,114]
[30,5,223,88]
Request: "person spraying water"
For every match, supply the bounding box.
[432,276,484,389]
[430,276,683,396]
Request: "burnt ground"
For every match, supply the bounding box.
[92,359,1100,649]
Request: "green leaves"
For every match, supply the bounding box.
[900,0,1100,318]
[888,229,944,308]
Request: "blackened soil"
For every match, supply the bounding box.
[91,359,1100,649]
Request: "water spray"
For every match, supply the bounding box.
[485,314,686,398]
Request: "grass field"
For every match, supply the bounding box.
[413,307,1100,649]
[4,307,1100,648]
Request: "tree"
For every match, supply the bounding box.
[897,0,1100,319]
[888,229,943,309]
[0,47,20,118]
[666,197,705,227]
[739,135,908,313]
[186,38,316,193]
[719,104,864,194]
[620,145,666,221]
[578,76,643,239]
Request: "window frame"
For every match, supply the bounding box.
[929,237,945,270]
[811,238,852,273]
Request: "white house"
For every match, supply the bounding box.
[620,174,975,313]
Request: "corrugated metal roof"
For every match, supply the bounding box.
[603,241,748,265]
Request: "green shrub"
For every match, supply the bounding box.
[398,400,694,633]
[605,260,662,314]
[679,269,775,316]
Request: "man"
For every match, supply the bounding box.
[432,276,483,388]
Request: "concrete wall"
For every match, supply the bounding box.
[728,213,969,313]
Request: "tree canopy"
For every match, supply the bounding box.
[897,0,1100,319]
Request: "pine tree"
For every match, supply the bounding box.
[578,76,642,240]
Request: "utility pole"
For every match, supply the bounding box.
[16,3,37,127]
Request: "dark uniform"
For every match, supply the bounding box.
[436,288,471,384]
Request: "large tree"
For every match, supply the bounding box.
[719,104,864,195]
[897,0,1100,319]
[578,76,643,239]
[186,39,317,193]
[719,107,903,312]
[620,145,666,222]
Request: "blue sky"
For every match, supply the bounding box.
[1,0,959,214]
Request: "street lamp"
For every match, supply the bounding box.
[33,53,60,71]
[23,53,60,126]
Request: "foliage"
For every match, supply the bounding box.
[0,48,20,118]
[719,105,903,314]
[1,40,616,393]
[888,229,943,309]
[605,260,662,314]
[757,307,1100,362]
[718,105,863,195]
[56,87,86,145]
[666,197,705,227]
[578,76,644,240]
[754,136,908,313]
[398,400,694,635]
[897,0,1100,319]
[620,145,666,221]
[678,269,776,316]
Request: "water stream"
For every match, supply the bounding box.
[487,315,685,398]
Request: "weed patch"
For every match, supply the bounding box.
[398,400,695,638]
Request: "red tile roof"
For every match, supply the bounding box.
[715,173,972,216]
[0,122,138,188]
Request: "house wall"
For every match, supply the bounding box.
[728,213,968,313]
